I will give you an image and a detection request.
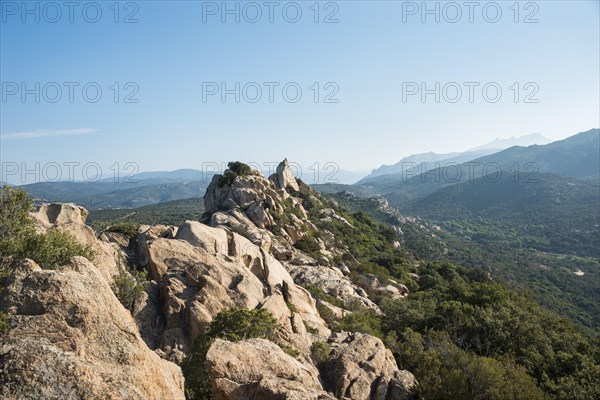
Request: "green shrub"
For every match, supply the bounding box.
[302,284,344,308]
[21,229,95,270]
[304,321,318,334]
[0,186,34,270]
[339,307,383,339]
[393,329,548,400]
[293,236,320,256]
[227,223,249,238]
[316,301,341,331]
[114,268,148,311]
[183,307,278,400]
[206,307,278,342]
[0,186,94,271]
[281,344,300,358]
[107,222,139,238]
[0,312,8,334]
[217,161,252,187]
[382,263,600,400]
[227,161,252,176]
[311,340,331,363]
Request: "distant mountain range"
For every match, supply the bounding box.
[344,129,600,202]
[21,180,207,210]
[364,133,552,180]
[13,129,598,212]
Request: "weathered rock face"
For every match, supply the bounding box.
[204,172,285,216]
[322,333,417,400]
[31,202,89,227]
[133,220,330,358]
[203,161,306,247]
[6,161,420,400]
[0,258,185,400]
[206,339,335,400]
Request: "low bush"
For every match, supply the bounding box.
[310,340,331,364]
[22,229,95,270]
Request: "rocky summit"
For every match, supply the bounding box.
[0,159,417,400]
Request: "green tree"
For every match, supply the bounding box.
[311,340,331,364]
[227,161,252,177]
[218,162,253,187]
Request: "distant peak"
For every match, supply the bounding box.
[469,133,552,151]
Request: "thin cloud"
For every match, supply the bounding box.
[0,128,98,141]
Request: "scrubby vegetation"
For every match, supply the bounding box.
[182,307,278,400]
[327,189,600,336]
[0,185,34,270]
[26,166,598,400]
[310,340,331,364]
[105,222,139,238]
[218,161,253,187]
[20,229,95,270]
[0,186,94,271]
[380,263,600,400]
[296,188,599,399]
[113,256,148,312]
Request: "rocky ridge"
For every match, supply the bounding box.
[0,159,417,400]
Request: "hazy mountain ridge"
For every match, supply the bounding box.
[364,132,553,181]
[355,129,600,202]
[469,132,552,151]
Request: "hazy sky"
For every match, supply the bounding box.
[1,0,599,182]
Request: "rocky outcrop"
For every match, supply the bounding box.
[0,258,185,400]
[206,338,335,400]
[203,160,381,312]
[323,333,417,400]
[30,202,122,284]
[269,158,300,192]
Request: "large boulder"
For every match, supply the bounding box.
[269,158,300,193]
[322,333,417,400]
[206,338,335,400]
[30,202,88,227]
[0,258,185,400]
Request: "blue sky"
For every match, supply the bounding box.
[1,0,599,183]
